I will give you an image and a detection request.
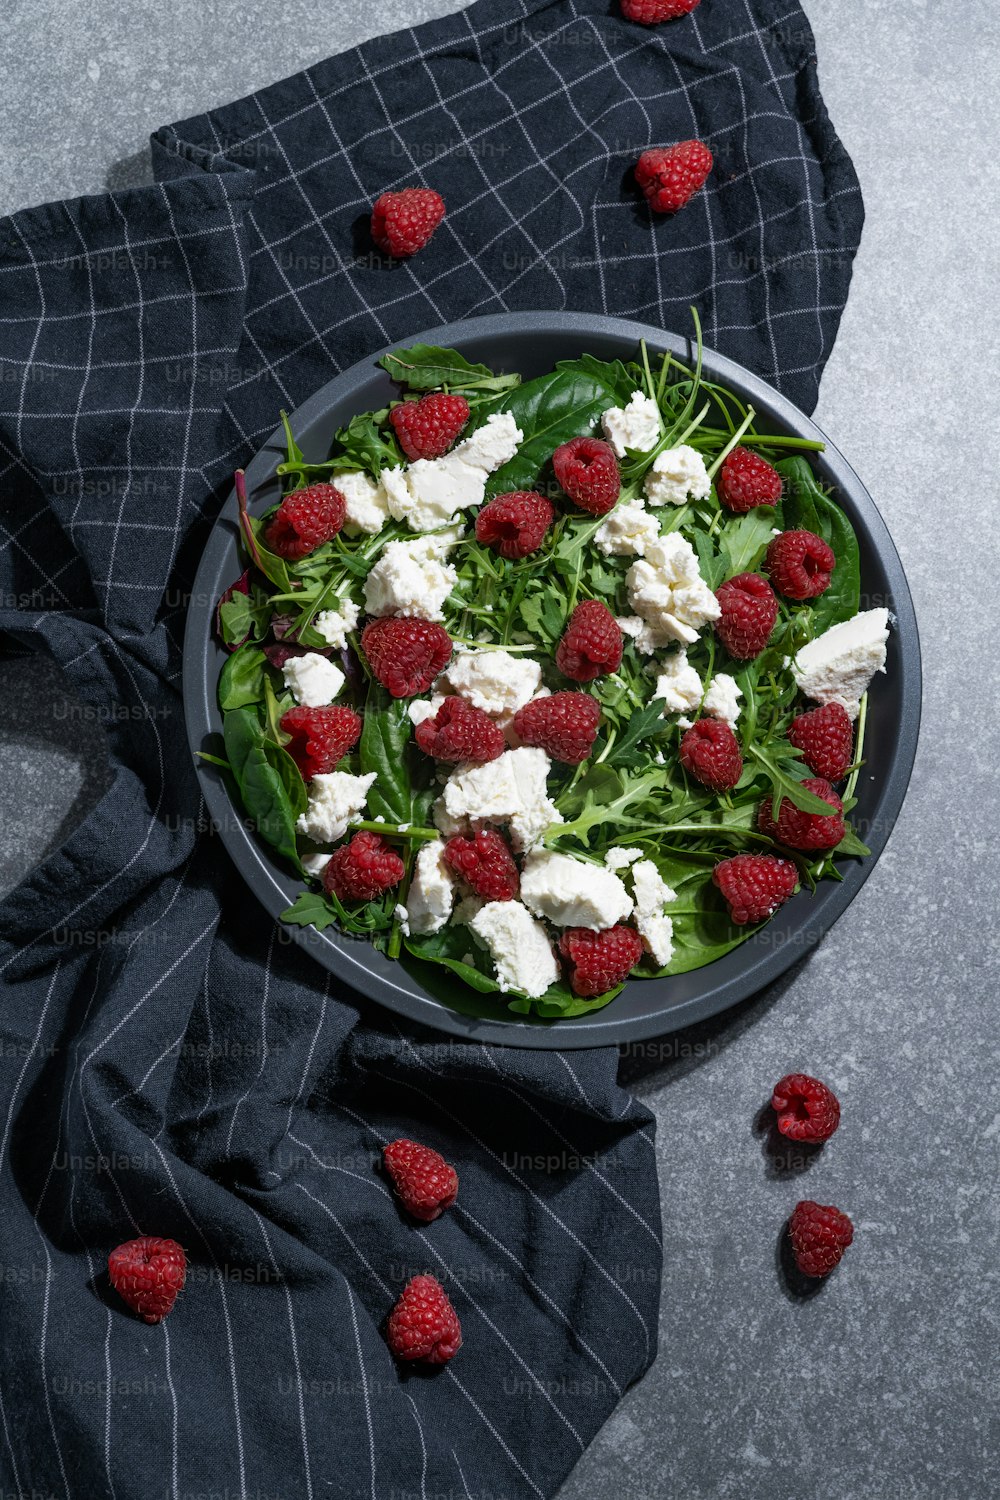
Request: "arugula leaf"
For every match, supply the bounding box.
[552,765,666,847]
[601,697,668,769]
[747,743,844,818]
[719,509,776,578]
[282,886,395,935]
[330,409,403,477]
[404,928,625,1018]
[379,344,520,395]
[219,646,268,710]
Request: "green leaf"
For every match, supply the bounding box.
[358,683,425,826]
[601,697,668,769]
[219,646,268,710]
[281,890,341,931]
[747,743,843,818]
[832,824,871,859]
[775,457,860,630]
[330,409,403,478]
[379,343,520,395]
[404,928,501,994]
[222,707,305,868]
[719,509,776,578]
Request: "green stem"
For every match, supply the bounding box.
[350,821,439,841]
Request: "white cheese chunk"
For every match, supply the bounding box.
[282,652,345,707]
[405,838,456,935]
[643,444,712,507]
[469,900,558,998]
[605,846,644,870]
[702,672,743,727]
[382,412,523,532]
[654,648,704,714]
[630,859,677,967]
[441,647,542,718]
[600,391,661,458]
[301,851,332,878]
[626,532,720,647]
[520,850,633,930]
[407,693,449,728]
[296,771,376,843]
[433,746,561,851]
[363,533,457,621]
[313,596,361,649]
[336,470,391,535]
[792,608,889,720]
[595,500,661,557]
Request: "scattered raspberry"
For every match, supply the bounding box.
[280,705,362,780]
[371,188,446,258]
[766,529,836,600]
[512,692,601,765]
[621,0,700,21]
[715,572,778,659]
[415,696,505,764]
[679,718,743,792]
[712,853,798,925]
[387,1274,462,1364]
[759,777,845,851]
[444,830,520,902]
[389,392,470,461]
[717,447,783,513]
[362,617,452,698]
[552,436,621,516]
[772,1074,841,1144]
[265,484,346,561]
[788,702,853,781]
[108,1236,186,1325]
[383,1139,459,1222]
[559,925,644,998]
[323,831,405,903]
[475,491,554,558]
[555,600,623,681]
[635,140,713,214]
[788,1200,854,1278]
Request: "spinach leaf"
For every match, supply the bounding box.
[359,684,418,825]
[219,646,268,710]
[222,707,305,869]
[379,344,520,395]
[719,509,776,578]
[404,928,625,1018]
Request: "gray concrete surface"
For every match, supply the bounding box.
[2,2,999,1497]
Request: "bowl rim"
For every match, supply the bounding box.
[183,310,922,1049]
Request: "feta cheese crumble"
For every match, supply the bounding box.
[441,648,542,718]
[468,900,558,998]
[382,412,523,531]
[792,608,889,720]
[433,746,561,851]
[702,672,743,727]
[600,391,661,458]
[595,500,661,557]
[407,693,449,728]
[313,596,361,649]
[404,838,456,935]
[629,859,676,967]
[605,846,644,870]
[363,533,458,621]
[644,445,711,507]
[654,648,704,715]
[626,532,721,647]
[296,770,376,843]
[282,652,345,707]
[520,850,633,930]
[335,470,391,535]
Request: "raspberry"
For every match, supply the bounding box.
[443,830,519,902]
[383,1139,459,1222]
[717,446,783,513]
[559,925,644,998]
[323,831,404,902]
[265,483,346,561]
[361,617,452,698]
[715,572,778,659]
[552,436,620,516]
[475,491,554,558]
[555,600,623,681]
[712,853,798,925]
[788,702,853,781]
[371,188,446,258]
[280,704,362,780]
[108,1236,186,1324]
[772,1074,841,1144]
[765,529,836,600]
[621,0,700,21]
[414,696,505,764]
[758,777,845,851]
[387,1274,462,1364]
[788,1200,853,1278]
[512,692,601,765]
[679,718,742,792]
[635,141,713,214]
[390,392,470,461]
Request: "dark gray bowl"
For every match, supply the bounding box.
[183,313,921,1048]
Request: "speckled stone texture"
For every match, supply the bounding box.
[2,2,999,1496]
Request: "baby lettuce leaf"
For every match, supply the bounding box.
[219,646,268,710]
[358,683,435,828]
[222,707,306,870]
[719,509,776,579]
[379,344,520,395]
